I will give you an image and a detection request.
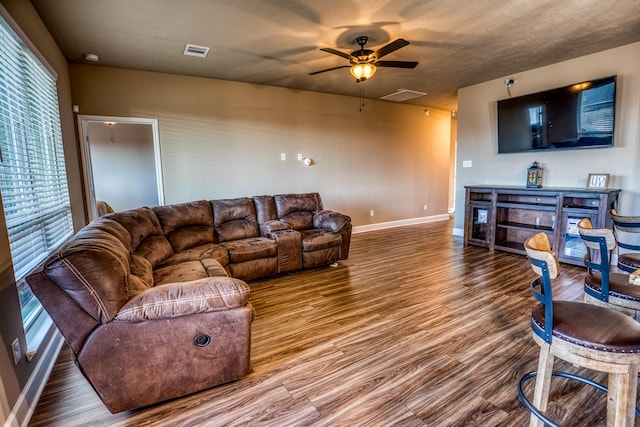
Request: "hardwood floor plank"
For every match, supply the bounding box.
[28,220,626,426]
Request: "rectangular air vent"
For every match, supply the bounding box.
[183,44,210,58]
[380,89,428,102]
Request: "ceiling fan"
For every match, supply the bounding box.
[310,36,418,82]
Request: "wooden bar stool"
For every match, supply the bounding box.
[577,218,640,319]
[519,232,640,427]
[610,209,640,273]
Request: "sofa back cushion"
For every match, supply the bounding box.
[39,221,131,323]
[253,195,277,224]
[128,254,154,297]
[212,198,260,242]
[153,200,215,252]
[88,217,133,250]
[107,207,173,267]
[274,193,323,230]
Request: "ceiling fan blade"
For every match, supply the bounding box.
[372,38,410,60]
[319,47,354,61]
[375,60,418,68]
[309,65,350,75]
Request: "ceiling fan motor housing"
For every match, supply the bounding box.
[351,50,374,64]
[352,36,375,63]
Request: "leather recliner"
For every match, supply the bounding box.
[26,192,351,413]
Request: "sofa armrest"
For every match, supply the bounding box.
[115,277,250,322]
[259,220,292,235]
[313,210,351,232]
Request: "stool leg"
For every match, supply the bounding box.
[606,364,638,427]
[530,342,554,427]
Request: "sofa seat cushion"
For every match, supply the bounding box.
[154,261,208,286]
[115,277,250,322]
[221,237,278,263]
[300,229,342,252]
[201,258,229,277]
[158,243,229,268]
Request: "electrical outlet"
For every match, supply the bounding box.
[423,204,428,211]
[370,209,375,217]
[280,152,286,161]
[11,338,21,365]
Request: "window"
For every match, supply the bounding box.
[578,80,615,137]
[0,14,73,344]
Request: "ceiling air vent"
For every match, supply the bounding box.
[183,44,210,58]
[380,89,428,102]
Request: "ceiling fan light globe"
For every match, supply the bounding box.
[350,63,376,81]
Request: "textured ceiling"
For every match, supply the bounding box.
[31,0,640,111]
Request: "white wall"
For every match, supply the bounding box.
[454,42,640,233]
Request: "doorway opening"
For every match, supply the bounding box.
[77,115,164,220]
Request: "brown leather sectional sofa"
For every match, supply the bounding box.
[26,192,351,413]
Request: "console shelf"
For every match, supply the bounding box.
[464,185,620,266]
[496,221,554,232]
[496,202,557,211]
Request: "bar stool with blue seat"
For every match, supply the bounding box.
[610,209,640,273]
[577,218,640,319]
[518,232,640,427]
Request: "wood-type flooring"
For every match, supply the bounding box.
[28,220,624,426]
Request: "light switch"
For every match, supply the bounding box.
[463,160,472,168]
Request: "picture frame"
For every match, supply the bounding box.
[476,209,488,224]
[586,173,609,189]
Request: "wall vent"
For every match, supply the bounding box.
[183,44,210,58]
[380,89,428,102]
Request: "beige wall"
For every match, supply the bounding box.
[0,0,83,423]
[454,42,640,233]
[70,64,453,226]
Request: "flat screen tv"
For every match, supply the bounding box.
[497,75,616,153]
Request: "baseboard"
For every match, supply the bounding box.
[452,227,464,237]
[352,214,450,234]
[5,328,63,427]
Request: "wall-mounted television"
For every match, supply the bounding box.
[497,75,616,154]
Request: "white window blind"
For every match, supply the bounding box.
[0,14,73,331]
[579,80,615,136]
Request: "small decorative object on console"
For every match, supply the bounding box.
[629,269,640,286]
[587,173,609,189]
[526,161,543,188]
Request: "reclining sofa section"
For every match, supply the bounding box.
[26,192,351,413]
